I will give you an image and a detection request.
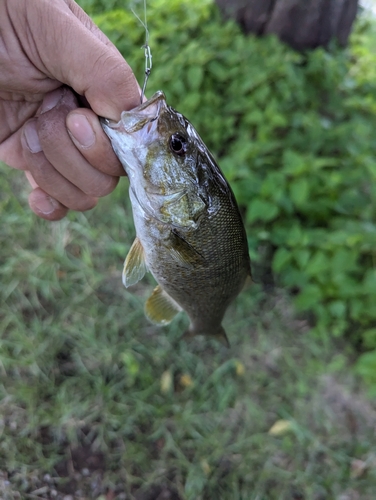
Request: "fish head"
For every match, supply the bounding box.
[101,91,223,229]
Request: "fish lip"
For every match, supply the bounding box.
[136,90,166,114]
[100,90,166,132]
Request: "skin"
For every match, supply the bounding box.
[0,0,140,220]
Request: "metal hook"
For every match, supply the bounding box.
[140,44,152,103]
[131,1,152,104]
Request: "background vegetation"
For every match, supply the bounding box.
[2,0,376,498]
[91,0,376,382]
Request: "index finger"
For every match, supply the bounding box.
[25,0,141,120]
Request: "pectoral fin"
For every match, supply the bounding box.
[122,237,146,288]
[145,285,182,325]
[168,230,206,269]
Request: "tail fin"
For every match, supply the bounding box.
[182,324,230,348]
[212,325,230,347]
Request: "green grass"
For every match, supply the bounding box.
[1,163,376,499]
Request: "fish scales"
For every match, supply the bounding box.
[101,91,251,345]
[141,181,248,331]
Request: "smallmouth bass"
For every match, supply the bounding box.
[101,91,251,345]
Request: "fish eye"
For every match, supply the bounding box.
[169,133,187,156]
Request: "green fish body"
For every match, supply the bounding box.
[101,91,251,345]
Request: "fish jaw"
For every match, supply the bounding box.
[101,90,166,132]
[117,91,166,134]
[100,91,167,176]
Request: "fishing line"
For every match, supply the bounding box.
[131,0,152,103]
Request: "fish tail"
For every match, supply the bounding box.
[213,326,230,347]
[182,324,230,347]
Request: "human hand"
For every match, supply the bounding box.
[0,0,140,220]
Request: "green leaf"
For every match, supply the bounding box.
[186,65,204,90]
[273,247,291,273]
[289,178,309,207]
[282,150,307,176]
[294,249,311,269]
[362,329,376,349]
[328,300,346,318]
[295,285,322,310]
[363,270,376,294]
[246,199,279,223]
[305,251,329,277]
[355,351,376,387]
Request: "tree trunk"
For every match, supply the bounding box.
[215,0,359,51]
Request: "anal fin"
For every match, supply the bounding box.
[122,237,146,288]
[145,285,182,325]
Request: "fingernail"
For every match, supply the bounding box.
[29,188,67,220]
[67,114,95,148]
[40,88,64,114]
[24,121,42,153]
[34,192,60,215]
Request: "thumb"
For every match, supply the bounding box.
[26,0,141,119]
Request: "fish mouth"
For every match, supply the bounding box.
[100,91,166,134]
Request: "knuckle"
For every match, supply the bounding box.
[68,196,97,212]
[82,174,118,198]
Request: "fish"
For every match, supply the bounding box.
[101,91,251,346]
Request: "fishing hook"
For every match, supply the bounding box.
[140,43,152,103]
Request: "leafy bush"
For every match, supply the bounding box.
[90,1,376,383]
